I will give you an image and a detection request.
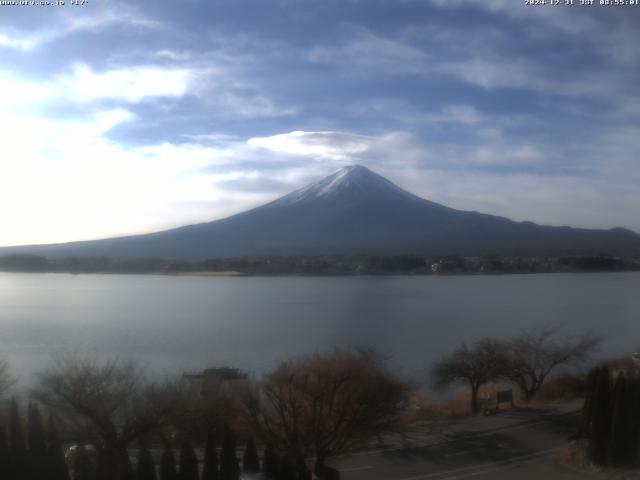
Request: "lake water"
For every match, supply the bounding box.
[1,272,638,388]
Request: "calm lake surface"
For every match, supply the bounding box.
[1,272,638,387]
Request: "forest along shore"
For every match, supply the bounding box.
[0,253,639,275]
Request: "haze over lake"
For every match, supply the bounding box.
[1,272,638,387]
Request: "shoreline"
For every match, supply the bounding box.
[175,270,246,277]
[1,269,639,277]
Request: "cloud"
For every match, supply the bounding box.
[212,92,301,118]
[424,0,639,106]
[179,133,239,144]
[440,57,550,91]
[0,73,56,109]
[0,62,302,247]
[0,5,161,51]
[308,29,429,75]
[407,104,495,126]
[213,172,295,194]
[248,131,373,161]
[58,63,192,103]
[427,0,598,35]
[303,14,637,120]
[155,49,193,61]
[1,57,297,121]
[248,128,548,169]
[435,105,483,125]
[307,28,554,93]
[0,101,234,246]
[0,33,34,50]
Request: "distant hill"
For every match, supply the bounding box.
[3,165,640,259]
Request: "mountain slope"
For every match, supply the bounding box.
[3,165,640,259]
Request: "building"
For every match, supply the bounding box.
[183,366,249,397]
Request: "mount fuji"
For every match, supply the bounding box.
[3,165,640,259]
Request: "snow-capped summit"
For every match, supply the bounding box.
[273,164,418,206]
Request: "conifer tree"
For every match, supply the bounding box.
[627,377,640,467]
[46,414,71,480]
[137,439,157,480]
[0,425,10,480]
[28,403,47,480]
[219,427,240,480]
[201,430,218,480]
[608,373,629,466]
[74,444,95,480]
[120,452,137,480]
[9,398,27,479]
[160,443,178,480]
[262,446,278,479]
[583,366,640,469]
[588,365,611,466]
[242,438,260,474]
[613,376,640,468]
[279,459,296,480]
[580,367,599,437]
[179,440,199,480]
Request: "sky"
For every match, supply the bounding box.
[0,0,639,247]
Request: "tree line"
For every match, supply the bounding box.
[581,363,640,469]
[0,400,311,480]
[1,253,637,275]
[0,330,609,479]
[0,348,407,480]
[0,400,68,480]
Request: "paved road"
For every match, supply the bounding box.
[328,409,592,480]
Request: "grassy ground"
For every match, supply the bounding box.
[400,374,587,426]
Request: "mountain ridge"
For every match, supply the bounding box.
[2,165,639,259]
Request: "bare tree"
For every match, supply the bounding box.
[167,378,243,442]
[431,338,508,414]
[504,327,601,402]
[243,348,408,474]
[31,354,184,480]
[0,359,15,396]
